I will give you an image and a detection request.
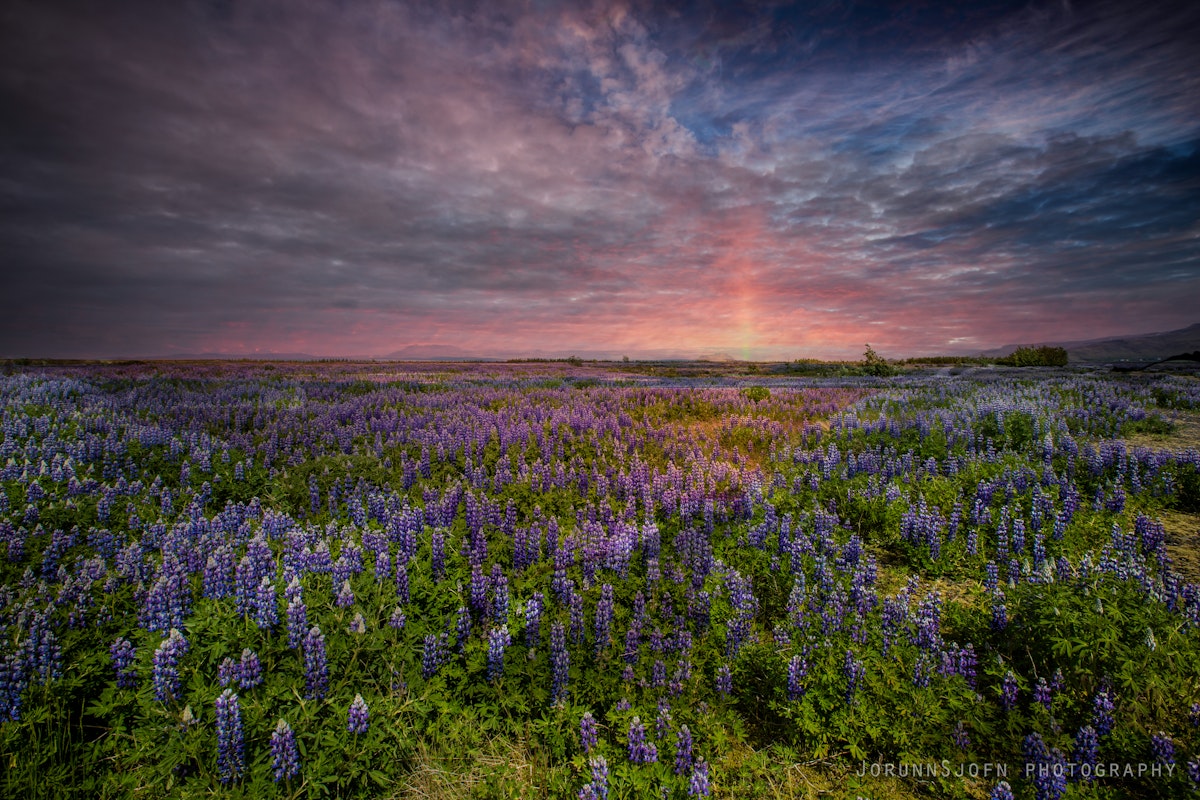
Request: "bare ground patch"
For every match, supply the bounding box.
[1159,509,1200,584]
[1125,409,1200,453]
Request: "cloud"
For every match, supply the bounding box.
[0,0,1197,358]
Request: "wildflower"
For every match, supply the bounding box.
[215,689,244,784]
[303,626,328,700]
[270,719,300,782]
[347,693,369,734]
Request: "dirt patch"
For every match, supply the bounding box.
[1125,409,1200,453]
[1159,509,1200,584]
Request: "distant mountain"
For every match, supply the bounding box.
[148,351,321,361]
[379,344,486,361]
[982,323,1200,363]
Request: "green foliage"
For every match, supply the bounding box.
[1000,346,1069,367]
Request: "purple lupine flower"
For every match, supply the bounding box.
[655,699,672,739]
[583,755,609,800]
[594,583,614,658]
[389,606,406,630]
[302,626,328,700]
[525,592,543,648]
[1033,677,1051,711]
[239,648,262,689]
[445,603,466,652]
[1073,725,1098,782]
[843,649,864,705]
[674,724,693,775]
[422,632,448,679]
[110,637,137,689]
[215,689,244,784]
[1190,702,1200,727]
[716,664,732,696]
[347,612,366,634]
[1023,733,1067,800]
[952,721,969,751]
[988,782,1014,800]
[431,528,445,581]
[270,719,300,782]
[689,758,710,797]
[1150,731,1174,766]
[1091,690,1115,737]
[627,716,657,764]
[787,655,807,701]
[550,621,569,703]
[347,693,369,734]
[990,591,1007,631]
[218,656,239,688]
[1188,759,1200,789]
[335,579,355,608]
[253,575,278,629]
[286,597,307,649]
[152,628,188,703]
[487,625,511,682]
[1000,670,1018,712]
[580,711,598,755]
[394,560,409,604]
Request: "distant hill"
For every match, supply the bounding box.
[983,323,1200,363]
[380,344,482,360]
[148,351,321,361]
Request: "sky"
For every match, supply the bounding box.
[1,0,1198,360]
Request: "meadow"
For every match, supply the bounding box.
[1,360,1199,799]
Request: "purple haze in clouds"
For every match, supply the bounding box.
[1,0,1197,359]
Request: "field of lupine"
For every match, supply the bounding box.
[2,361,1200,799]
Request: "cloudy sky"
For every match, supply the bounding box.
[2,0,1197,359]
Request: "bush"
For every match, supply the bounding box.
[1000,346,1068,367]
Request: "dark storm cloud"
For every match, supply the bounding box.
[0,0,1197,358]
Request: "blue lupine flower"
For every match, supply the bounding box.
[303,626,328,700]
[215,689,244,784]
[580,711,598,755]
[270,719,300,782]
[348,693,369,734]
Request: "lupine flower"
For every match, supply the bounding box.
[1023,733,1067,800]
[525,592,543,648]
[239,648,262,689]
[1091,690,1115,737]
[347,612,366,634]
[582,755,609,800]
[389,606,407,630]
[347,693,369,734]
[952,721,969,751]
[1073,725,1098,781]
[215,689,244,784]
[152,628,188,703]
[627,716,657,764]
[422,632,448,679]
[843,650,864,705]
[218,656,239,688]
[716,664,732,696]
[594,584,614,658]
[286,598,308,650]
[270,719,300,782]
[487,625,511,682]
[787,655,807,701]
[303,626,328,700]
[336,579,355,608]
[689,758,710,797]
[1001,671,1018,712]
[580,711,598,754]
[1150,731,1174,765]
[1033,677,1051,711]
[110,637,137,689]
[550,621,569,703]
[1188,759,1200,789]
[674,724,693,775]
[988,782,1014,800]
